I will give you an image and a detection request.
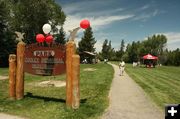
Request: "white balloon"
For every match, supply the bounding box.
[42,24,51,34]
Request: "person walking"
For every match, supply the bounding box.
[119,60,125,76]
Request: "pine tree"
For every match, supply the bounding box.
[78,27,96,63]
[55,26,66,44]
[120,39,125,53]
[108,40,113,60]
[78,27,96,52]
[101,39,113,60]
[102,39,109,59]
[116,39,125,61]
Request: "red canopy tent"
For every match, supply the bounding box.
[143,54,158,60]
[142,54,158,67]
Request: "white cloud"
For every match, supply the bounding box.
[163,32,180,41]
[93,32,111,53]
[133,2,162,22]
[156,32,180,50]
[140,4,150,10]
[85,8,125,17]
[63,14,134,33]
[62,0,116,14]
[133,14,152,21]
[95,41,103,53]
[91,15,134,26]
[153,9,158,16]
[163,32,180,50]
[133,9,160,22]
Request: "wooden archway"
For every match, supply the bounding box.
[9,28,81,109]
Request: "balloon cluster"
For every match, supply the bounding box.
[36,24,53,43]
[36,20,90,43]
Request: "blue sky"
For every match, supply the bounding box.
[56,0,180,52]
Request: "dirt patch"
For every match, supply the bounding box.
[36,80,66,87]
[83,68,97,71]
[0,76,8,80]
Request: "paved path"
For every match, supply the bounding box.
[0,113,25,119]
[102,63,164,119]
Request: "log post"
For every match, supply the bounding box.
[72,55,80,109]
[66,41,76,107]
[16,41,25,100]
[9,54,16,100]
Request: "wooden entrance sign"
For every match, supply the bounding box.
[24,43,66,76]
[9,28,81,109]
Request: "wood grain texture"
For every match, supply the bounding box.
[16,41,25,100]
[9,54,16,100]
[72,55,80,109]
[66,41,76,107]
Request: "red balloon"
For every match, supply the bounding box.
[80,19,90,29]
[36,34,45,43]
[45,35,53,43]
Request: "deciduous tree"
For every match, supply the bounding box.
[9,0,66,43]
[0,0,16,67]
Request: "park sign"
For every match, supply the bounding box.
[9,20,90,108]
[24,43,66,76]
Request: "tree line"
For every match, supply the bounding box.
[0,0,179,67]
[99,35,180,66]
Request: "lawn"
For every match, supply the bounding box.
[0,68,8,76]
[111,61,180,109]
[0,63,114,119]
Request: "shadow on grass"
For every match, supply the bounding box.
[25,92,87,104]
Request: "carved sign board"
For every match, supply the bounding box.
[24,43,66,76]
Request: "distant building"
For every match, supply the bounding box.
[79,51,97,64]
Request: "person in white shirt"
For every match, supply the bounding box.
[119,60,125,76]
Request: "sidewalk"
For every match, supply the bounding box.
[102,63,164,119]
[0,113,25,119]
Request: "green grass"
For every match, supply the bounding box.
[111,61,180,109]
[0,63,113,119]
[0,68,8,76]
